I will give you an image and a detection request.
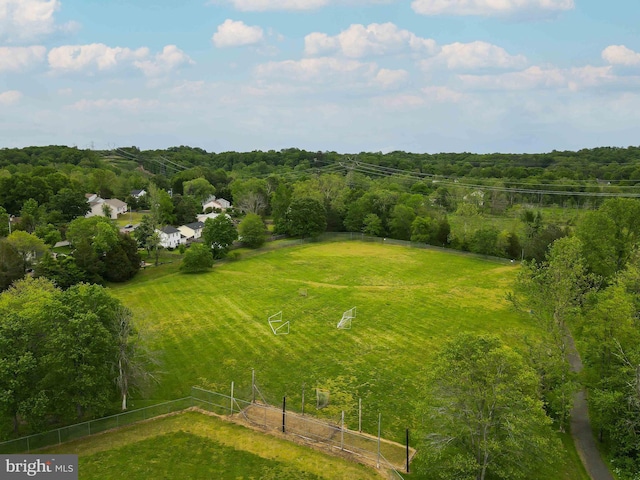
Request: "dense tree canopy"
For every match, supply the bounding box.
[180,243,214,273]
[202,215,238,259]
[238,213,267,248]
[418,334,560,480]
[0,278,148,434]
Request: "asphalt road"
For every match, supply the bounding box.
[566,334,614,480]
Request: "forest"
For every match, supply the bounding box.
[0,144,639,478]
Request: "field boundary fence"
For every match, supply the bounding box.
[0,397,193,454]
[190,386,414,479]
[259,232,512,264]
[1,385,414,479]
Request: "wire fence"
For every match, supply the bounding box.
[258,231,513,264]
[0,386,414,479]
[190,386,413,479]
[0,397,193,454]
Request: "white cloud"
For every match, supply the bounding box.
[375,68,409,87]
[422,41,527,71]
[305,23,436,58]
[373,94,425,109]
[458,65,615,91]
[70,98,159,112]
[411,0,574,17]
[0,0,76,42]
[133,45,194,77]
[422,86,465,103]
[602,45,640,66]
[48,43,148,72]
[212,19,264,48]
[218,0,329,11]
[255,56,377,83]
[0,89,22,104]
[0,45,46,71]
[215,0,398,11]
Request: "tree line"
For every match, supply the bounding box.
[0,278,152,438]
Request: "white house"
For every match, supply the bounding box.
[86,198,128,220]
[202,196,231,212]
[197,212,220,223]
[156,226,182,249]
[177,221,205,243]
[216,198,231,209]
[104,199,128,217]
[130,189,146,199]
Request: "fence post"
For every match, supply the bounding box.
[341,411,344,451]
[251,369,255,404]
[358,398,362,433]
[26,437,29,453]
[301,384,305,416]
[58,429,61,445]
[282,396,286,433]
[377,413,381,469]
[230,381,234,415]
[406,428,410,473]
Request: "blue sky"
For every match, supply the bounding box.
[1,0,639,154]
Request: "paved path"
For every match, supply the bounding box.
[565,334,614,480]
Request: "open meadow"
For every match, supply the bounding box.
[109,241,587,478]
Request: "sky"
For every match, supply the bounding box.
[1,0,639,154]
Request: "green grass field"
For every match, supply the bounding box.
[44,412,378,480]
[109,240,586,479]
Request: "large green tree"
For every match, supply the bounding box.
[202,215,238,259]
[49,188,90,222]
[512,236,589,428]
[238,213,267,248]
[576,198,640,280]
[103,233,141,282]
[6,231,48,273]
[183,177,216,203]
[285,197,327,238]
[0,239,24,291]
[418,334,560,480]
[180,243,214,273]
[172,195,201,225]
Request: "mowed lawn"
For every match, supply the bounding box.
[111,242,529,434]
[43,412,378,480]
[109,241,586,478]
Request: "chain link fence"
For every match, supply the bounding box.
[256,232,511,264]
[1,386,414,479]
[0,397,193,454]
[190,386,414,479]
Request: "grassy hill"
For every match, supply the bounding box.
[108,240,587,479]
[43,411,380,480]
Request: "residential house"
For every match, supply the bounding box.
[197,212,221,223]
[462,190,485,207]
[86,198,128,220]
[84,193,129,220]
[156,226,183,249]
[177,221,205,243]
[130,189,147,199]
[202,196,231,212]
[215,198,231,209]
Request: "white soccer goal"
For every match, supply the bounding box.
[268,311,290,335]
[337,307,356,329]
